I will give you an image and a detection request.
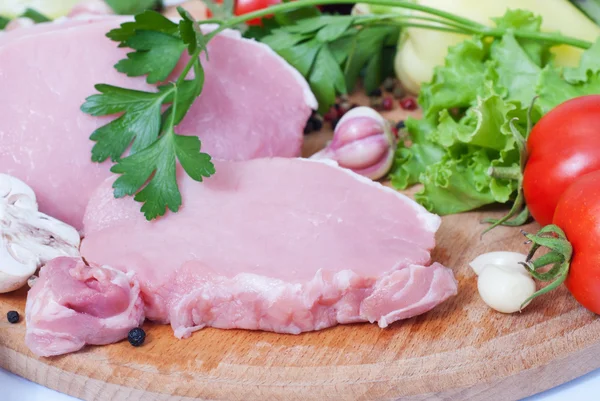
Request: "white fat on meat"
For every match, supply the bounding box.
[25,158,457,356]
[0,16,315,229]
[25,257,145,357]
[0,174,80,293]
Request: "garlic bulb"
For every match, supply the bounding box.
[310,107,396,180]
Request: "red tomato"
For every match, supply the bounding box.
[523,95,600,226]
[206,0,281,26]
[235,0,281,25]
[553,170,600,313]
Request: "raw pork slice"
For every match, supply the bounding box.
[0,17,316,229]
[25,158,457,356]
[25,257,145,357]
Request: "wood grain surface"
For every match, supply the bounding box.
[1,94,599,401]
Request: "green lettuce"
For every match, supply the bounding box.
[390,9,600,215]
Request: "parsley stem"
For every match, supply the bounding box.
[355,13,478,34]
[355,14,479,35]
[208,0,487,38]
[208,0,592,50]
[482,27,592,49]
[176,53,202,88]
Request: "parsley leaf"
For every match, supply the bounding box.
[116,31,188,83]
[178,7,209,56]
[21,8,51,23]
[0,16,10,30]
[309,45,347,113]
[81,84,172,162]
[107,11,179,44]
[81,9,215,220]
[259,15,399,112]
[104,0,162,16]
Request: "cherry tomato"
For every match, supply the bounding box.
[523,95,600,226]
[553,170,600,313]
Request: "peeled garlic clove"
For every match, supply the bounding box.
[310,107,395,180]
[477,264,536,313]
[469,251,527,276]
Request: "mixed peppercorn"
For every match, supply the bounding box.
[303,77,418,135]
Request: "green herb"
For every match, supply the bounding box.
[0,16,9,30]
[0,7,51,30]
[389,9,600,217]
[82,0,594,220]
[105,0,162,15]
[20,7,51,23]
[260,15,400,113]
[81,8,215,220]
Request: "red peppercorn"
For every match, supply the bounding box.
[382,96,394,111]
[391,126,399,138]
[338,102,352,117]
[323,106,338,122]
[399,97,418,111]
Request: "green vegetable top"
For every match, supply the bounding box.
[389,9,600,217]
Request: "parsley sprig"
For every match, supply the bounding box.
[82,8,215,220]
[81,0,592,221]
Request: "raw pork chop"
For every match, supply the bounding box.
[25,158,457,356]
[25,257,144,357]
[0,17,316,229]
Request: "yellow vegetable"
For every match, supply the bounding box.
[393,0,600,93]
[0,0,80,19]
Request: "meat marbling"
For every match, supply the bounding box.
[0,17,315,229]
[25,158,457,356]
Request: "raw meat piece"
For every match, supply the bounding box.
[25,256,145,357]
[0,17,316,229]
[26,158,458,356]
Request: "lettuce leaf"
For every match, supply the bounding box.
[418,38,493,119]
[537,39,600,112]
[389,9,599,216]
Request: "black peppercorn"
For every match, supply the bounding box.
[395,120,406,130]
[331,118,341,130]
[7,310,19,324]
[303,118,315,134]
[368,88,382,97]
[312,116,323,132]
[127,327,146,347]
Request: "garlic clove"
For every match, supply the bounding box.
[310,106,396,181]
[334,134,391,170]
[477,264,536,314]
[469,251,527,276]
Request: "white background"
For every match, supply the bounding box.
[1,366,599,400]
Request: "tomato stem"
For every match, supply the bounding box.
[518,225,573,309]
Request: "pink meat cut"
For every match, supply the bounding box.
[0,17,316,229]
[25,257,144,357]
[25,158,457,357]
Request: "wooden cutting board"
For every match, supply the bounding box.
[1,94,599,401]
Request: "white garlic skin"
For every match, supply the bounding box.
[470,251,535,314]
[477,264,536,314]
[470,251,527,276]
